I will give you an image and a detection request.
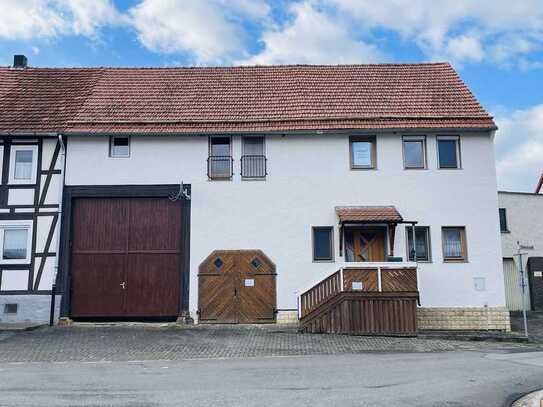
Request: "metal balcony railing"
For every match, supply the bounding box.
[208,156,233,179]
[241,155,267,178]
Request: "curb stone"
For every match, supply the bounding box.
[512,389,543,407]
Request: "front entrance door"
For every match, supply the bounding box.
[198,250,276,323]
[351,229,386,262]
[70,197,183,318]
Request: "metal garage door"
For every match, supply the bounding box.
[70,197,184,318]
[503,258,531,311]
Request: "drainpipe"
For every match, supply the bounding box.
[49,134,66,326]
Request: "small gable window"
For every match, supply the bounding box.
[110,136,130,158]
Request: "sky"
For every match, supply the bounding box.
[0,0,541,192]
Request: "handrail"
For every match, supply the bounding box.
[241,155,267,178]
[299,270,342,318]
[208,155,233,179]
[299,265,418,319]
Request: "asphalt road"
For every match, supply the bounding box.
[1,350,542,407]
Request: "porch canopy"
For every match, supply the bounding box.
[335,206,417,259]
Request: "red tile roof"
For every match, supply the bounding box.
[335,206,403,223]
[0,63,496,135]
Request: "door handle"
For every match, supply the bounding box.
[120,282,126,290]
[234,288,237,297]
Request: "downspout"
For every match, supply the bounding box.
[49,134,66,326]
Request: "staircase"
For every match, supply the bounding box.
[299,265,419,336]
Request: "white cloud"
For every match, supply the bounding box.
[129,0,270,64]
[0,0,122,40]
[494,104,543,191]
[62,0,123,38]
[240,2,383,65]
[445,35,484,63]
[328,0,543,67]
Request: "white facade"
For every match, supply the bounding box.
[64,131,506,316]
[499,192,543,260]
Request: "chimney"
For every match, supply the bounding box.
[13,54,28,68]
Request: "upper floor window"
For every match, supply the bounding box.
[208,137,232,179]
[437,136,461,169]
[442,226,467,262]
[241,137,266,179]
[0,222,31,264]
[406,226,431,262]
[499,208,509,232]
[350,136,376,169]
[110,135,130,158]
[9,145,37,184]
[403,136,427,169]
[312,226,334,262]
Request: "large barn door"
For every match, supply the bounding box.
[198,250,276,324]
[70,197,183,318]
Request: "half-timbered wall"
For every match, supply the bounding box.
[0,137,63,322]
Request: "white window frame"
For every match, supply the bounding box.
[436,136,462,169]
[0,221,33,265]
[109,135,130,158]
[9,145,38,184]
[402,136,427,169]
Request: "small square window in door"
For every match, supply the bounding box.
[214,258,224,269]
[250,258,262,269]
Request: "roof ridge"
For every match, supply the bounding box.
[0,62,452,71]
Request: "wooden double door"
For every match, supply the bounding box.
[70,197,184,318]
[198,250,276,323]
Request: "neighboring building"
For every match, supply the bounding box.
[0,57,509,331]
[536,174,543,194]
[498,190,543,311]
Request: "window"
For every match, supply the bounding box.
[110,136,130,158]
[406,226,431,262]
[241,137,266,178]
[312,227,333,261]
[9,145,37,184]
[499,208,509,232]
[208,137,232,179]
[437,136,461,169]
[0,223,31,264]
[442,227,467,262]
[403,136,426,169]
[350,136,376,169]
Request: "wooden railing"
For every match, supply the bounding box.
[300,270,342,318]
[300,265,417,319]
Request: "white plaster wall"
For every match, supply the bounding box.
[7,188,35,206]
[65,132,505,311]
[1,270,29,290]
[499,192,543,264]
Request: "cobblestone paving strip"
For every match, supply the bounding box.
[0,325,541,363]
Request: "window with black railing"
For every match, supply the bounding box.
[241,136,266,179]
[241,155,267,178]
[208,137,233,179]
[208,155,233,179]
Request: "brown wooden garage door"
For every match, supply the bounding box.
[198,250,276,323]
[70,197,183,318]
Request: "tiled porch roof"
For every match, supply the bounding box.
[335,206,403,223]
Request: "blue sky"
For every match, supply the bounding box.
[0,0,542,191]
